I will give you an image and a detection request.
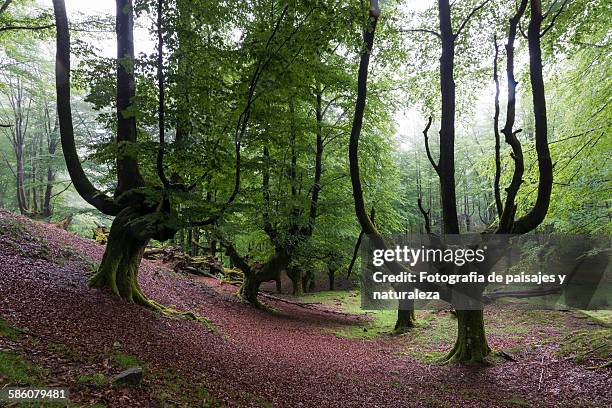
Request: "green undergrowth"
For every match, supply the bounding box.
[76,372,107,387]
[299,290,612,366]
[111,351,144,370]
[301,290,458,341]
[0,351,47,386]
[57,245,99,273]
[556,327,611,363]
[502,397,532,407]
[0,216,27,239]
[580,310,612,327]
[0,317,22,340]
[301,290,398,339]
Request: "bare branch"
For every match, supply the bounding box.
[422,116,439,174]
[399,28,441,39]
[49,181,72,199]
[497,0,528,233]
[493,35,503,219]
[0,0,13,15]
[155,0,169,189]
[0,23,54,33]
[454,0,490,38]
[52,0,120,216]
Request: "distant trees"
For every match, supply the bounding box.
[0,41,60,218]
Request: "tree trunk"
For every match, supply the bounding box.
[394,308,415,333]
[89,208,150,303]
[275,278,282,294]
[328,268,335,291]
[437,0,460,235]
[437,0,491,363]
[443,309,490,364]
[238,248,288,307]
[287,266,304,296]
[16,149,28,215]
[239,273,260,305]
[42,163,54,218]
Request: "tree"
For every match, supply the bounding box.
[0,34,60,218]
[52,0,310,313]
[424,0,555,363]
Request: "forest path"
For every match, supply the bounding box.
[0,211,610,407]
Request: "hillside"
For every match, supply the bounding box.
[0,211,610,407]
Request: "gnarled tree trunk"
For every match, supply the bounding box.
[89,208,149,302]
[239,248,289,307]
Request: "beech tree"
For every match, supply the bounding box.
[349,0,559,361]
[51,0,277,311]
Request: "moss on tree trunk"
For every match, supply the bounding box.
[239,272,261,306]
[394,309,415,333]
[89,208,150,303]
[287,267,304,296]
[443,309,490,364]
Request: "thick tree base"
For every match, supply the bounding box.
[88,208,149,301]
[238,274,264,309]
[89,209,216,333]
[442,309,490,364]
[393,309,415,334]
[287,267,304,296]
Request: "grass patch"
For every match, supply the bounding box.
[0,216,27,239]
[503,397,532,407]
[0,351,46,385]
[152,370,219,407]
[301,291,458,342]
[46,341,81,360]
[0,216,50,259]
[111,352,144,369]
[580,310,612,327]
[303,290,401,339]
[76,372,107,387]
[57,246,98,273]
[557,328,611,363]
[0,317,22,340]
[418,396,452,408]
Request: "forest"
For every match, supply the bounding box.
[0,0,610,406]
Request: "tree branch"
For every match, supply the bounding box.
[52,0,120,216]
[422,116,439,174]
[0,0,13,15]
[417,198,432,234]
[540,0,569,37]
[155,0,169,189]
[0,23,54,33]
[399,28,441,39]
[191,4,293,227]
[454,0,490,38]
[497,0,528,233]
[512,0,553,234]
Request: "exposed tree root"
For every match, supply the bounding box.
[586,361,611,370]
[132,287,218,334]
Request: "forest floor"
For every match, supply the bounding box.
[0,210,610,407]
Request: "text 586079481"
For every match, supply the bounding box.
[0,387,69,403]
